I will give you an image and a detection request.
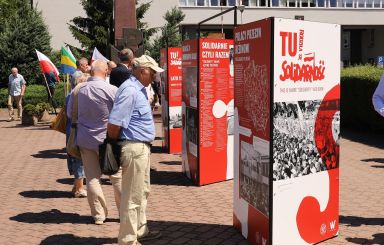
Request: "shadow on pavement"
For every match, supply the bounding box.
[32,148,67,159]
[39,234,116,245]
[340,215,384,227]
[361,158,384,164]
[346,233,384,244]
[140,220,248,245]
[159,161,181,165]
[151,145,167,154]
[19,190,73,198]
[372,165,384,168]
[342,129,384,149]
[56,178,111,186]
[151,170,194,186]
[10,209,91,224]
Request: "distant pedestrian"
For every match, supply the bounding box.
[44,71,58,112]
[67,60,122,225]
[110,48,135,88]
[107,55,164,245]
[7,67,26,121]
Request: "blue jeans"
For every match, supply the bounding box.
[67,156,85,179]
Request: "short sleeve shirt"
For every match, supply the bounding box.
[109,76,155,142]
[8,74,26,96]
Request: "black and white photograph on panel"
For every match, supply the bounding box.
[240,139,270,216]
[184,66,197,100]
[169,106,182,129]
[186,107,198,145]
[272,100,332,181]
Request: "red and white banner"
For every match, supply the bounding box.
[160,47,182,154]
[233,18,340,245]
[182,39,199,183]
[233,18,271,245]
[272,18,340,245]
[182,38,234,186]
[36,50,60,79]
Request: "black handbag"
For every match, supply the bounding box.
[99,138,122,175]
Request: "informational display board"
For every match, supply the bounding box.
[160,47,182,154]
[233,18,340,245]
[182,38,234,186]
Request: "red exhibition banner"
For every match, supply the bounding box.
[182,38,234,186]
[233,18,271,245]
[160,47,182,154]
[233,17,340,245]
[182,39,199,183]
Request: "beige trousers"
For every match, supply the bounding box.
[118,142,151,245]
[8,95,22,118]
[79,147,122,222]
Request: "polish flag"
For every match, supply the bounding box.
[36,50,60,79]
[91,47,109,64]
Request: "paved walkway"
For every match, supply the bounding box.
[0,108,383,245]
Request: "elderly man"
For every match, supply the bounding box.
[70,57,90,88]
[67,60,121,225]
[110,48,135,88]
[107,55,164,245]
[8,67,26,121]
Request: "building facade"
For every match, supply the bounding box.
[144,0,384,65]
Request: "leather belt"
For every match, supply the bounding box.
[118,139,151,147]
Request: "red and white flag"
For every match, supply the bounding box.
[36,50,60,79]
[91,47,109,64]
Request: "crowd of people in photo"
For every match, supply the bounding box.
[240,143,269,216]
[272,101,329,181]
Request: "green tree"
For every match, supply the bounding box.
[69,0,155,58]
[0,0,52,85]
[136,1,157,53]
[148,7,185,61]
[68,0,113,56]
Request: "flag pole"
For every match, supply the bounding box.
[42,73,57,115]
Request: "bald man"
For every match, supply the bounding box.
[8,67,26,121]
[67,59,122,225]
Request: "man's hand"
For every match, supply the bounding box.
[107,123,121,141]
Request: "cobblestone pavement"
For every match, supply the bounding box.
[0,108,382,245]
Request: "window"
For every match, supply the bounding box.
[197,0,209,5]
[211,0,219,5]
[228,0,237,5]
[188,0,196,6]
[179,0,187,6]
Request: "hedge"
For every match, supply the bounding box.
[341,65,384,131]
[0,83,66,108]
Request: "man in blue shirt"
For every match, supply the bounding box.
[8,67,26,121]
[373,75,384,117]
[108,55,164,245]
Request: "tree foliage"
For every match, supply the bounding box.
[148,7,185,62]
[0,0,52,85]
[68,0,113,56]
[69,0,155,58]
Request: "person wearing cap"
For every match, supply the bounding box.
[107,55,164,245]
